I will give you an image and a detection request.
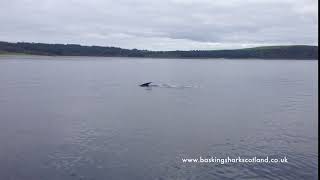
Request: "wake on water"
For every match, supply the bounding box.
[140,82,200,89]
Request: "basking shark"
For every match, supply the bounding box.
[139,82,196,89]
[139,82,152,87]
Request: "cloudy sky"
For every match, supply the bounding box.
[0,0,318,50]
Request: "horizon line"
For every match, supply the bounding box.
[1,40,318,52]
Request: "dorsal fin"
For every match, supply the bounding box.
[139,82,152,87]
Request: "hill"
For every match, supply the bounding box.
[0,41,317,59]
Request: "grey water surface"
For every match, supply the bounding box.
[0,56,318,180]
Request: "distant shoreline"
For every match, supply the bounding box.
[0,55,317,61]
[0,41,318,60]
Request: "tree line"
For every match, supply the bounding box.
[0,41,317,59]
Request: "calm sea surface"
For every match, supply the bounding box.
[0,56,318,180]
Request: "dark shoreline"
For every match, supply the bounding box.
[0,41,318,60]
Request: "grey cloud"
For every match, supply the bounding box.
[0,0,317,50]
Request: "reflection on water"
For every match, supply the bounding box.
[0,56,318,180]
